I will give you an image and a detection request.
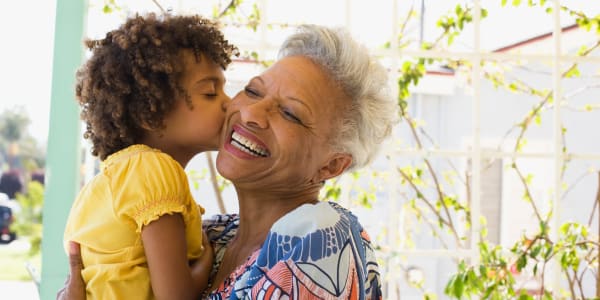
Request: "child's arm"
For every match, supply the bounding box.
[190,231,214,293]
[142,213,209,300]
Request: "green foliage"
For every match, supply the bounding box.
[213,0,261,31]
[11,181,44,257]
[0,108,45,171]
[187,165,232,193]
[0,107,29,143]
[0,246,41,280]
[102,0,121,13]
[320,170,383,209]
[387,1,599,299]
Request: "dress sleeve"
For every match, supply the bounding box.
[113,151,193,233]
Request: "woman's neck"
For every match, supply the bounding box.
[232,186,320,248]
[210,185,321,289]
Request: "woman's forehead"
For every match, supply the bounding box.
[261,56,342,103]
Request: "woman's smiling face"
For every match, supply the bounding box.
[216,56,352,190]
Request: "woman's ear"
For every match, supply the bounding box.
[315,153,353,182]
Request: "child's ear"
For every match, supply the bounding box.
[315,153,353,182]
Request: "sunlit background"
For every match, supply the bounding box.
[1,0,599,299]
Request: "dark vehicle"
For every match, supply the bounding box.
[0,204,16,244]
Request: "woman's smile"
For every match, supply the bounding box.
[225,124,271,158]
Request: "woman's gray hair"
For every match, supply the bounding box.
[278,25,399,170]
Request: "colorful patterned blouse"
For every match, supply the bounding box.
[203,201,382,300]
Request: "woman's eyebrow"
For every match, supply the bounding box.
[251,76,313,115]
[248,76,263,85]
[286,96,312,115]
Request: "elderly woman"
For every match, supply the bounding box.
[60,24,398,299]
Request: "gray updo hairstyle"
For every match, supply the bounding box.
[278,25,399,170]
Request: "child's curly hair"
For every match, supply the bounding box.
[76,13,238,160]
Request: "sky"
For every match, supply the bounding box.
[0,1,57,144]
[0,0,598,146]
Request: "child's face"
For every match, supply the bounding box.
[158,50,229,158]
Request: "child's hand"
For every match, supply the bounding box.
[191,231,215,292]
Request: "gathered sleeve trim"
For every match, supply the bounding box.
[132,197,188,233]
[109,148,197,233]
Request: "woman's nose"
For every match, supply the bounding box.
[239,99,271,129]
[221,93,232,112]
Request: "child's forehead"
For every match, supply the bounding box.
[179,50,225,83]
[179,49,215,65]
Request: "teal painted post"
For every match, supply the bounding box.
[40,0,87,299]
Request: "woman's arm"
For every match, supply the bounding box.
[142,213,211,300]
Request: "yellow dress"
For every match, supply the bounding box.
[63,144,204,300]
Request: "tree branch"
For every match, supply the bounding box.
[217,0,237,18]
[206,152,226,214]
[151,0,166,14]
[596,171,600,297]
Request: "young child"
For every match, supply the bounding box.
[63,13,238,300]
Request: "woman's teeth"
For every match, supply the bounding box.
[231,131,269,157]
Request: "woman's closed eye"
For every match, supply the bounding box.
[280,107,302,124]
[244,86,260,98]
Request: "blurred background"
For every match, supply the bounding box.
[1,0,599,299]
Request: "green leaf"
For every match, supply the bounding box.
[516,255,527,271]
[453,274,464,297]
[564,66,580,78]
[525,173,534,184]
[455,4,463,15]
[543,244,553,259]
[530,245,541,257]
[584,104,593,112]
[512,0,522,6]
[445,275,458,297]
[103,4,113,13]
[577,45,589,56]
[518,290,535,300]
[539,221,548,235]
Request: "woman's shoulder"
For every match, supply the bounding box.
[256,201,371,265]
[270,201,364,236]
[244,201,382,299]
